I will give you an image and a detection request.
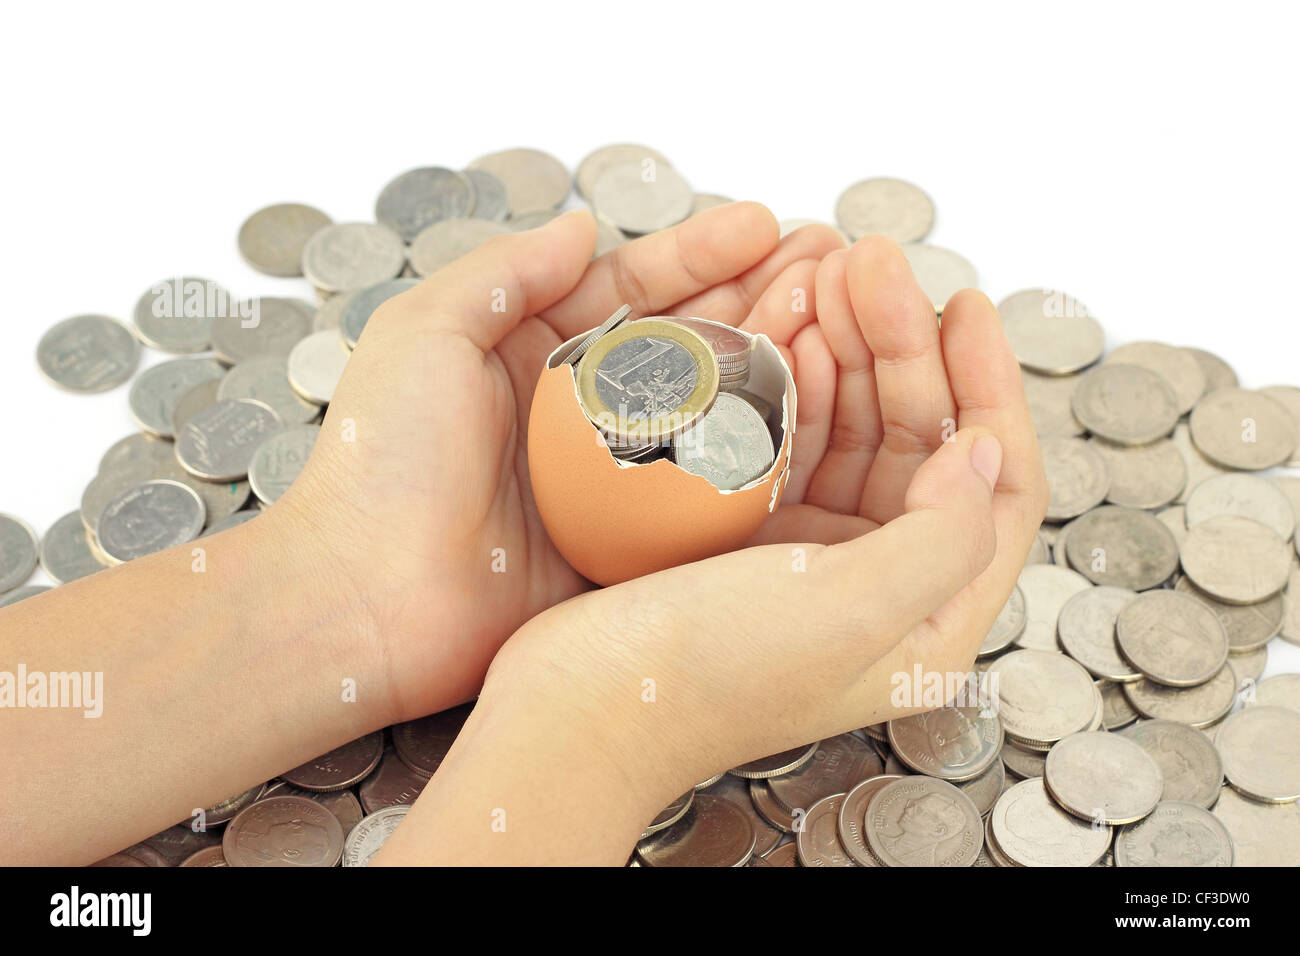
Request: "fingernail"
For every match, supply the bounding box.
[970,435,1002,492]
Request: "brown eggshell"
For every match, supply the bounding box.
[528,324,795,586]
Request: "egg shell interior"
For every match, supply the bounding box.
[528,320,796,587]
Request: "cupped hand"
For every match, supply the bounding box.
[276,205,846,723]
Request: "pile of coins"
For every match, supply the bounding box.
[5,144,1300,866]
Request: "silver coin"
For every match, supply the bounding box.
[642,789,694,838]
[1122,664,1237,728]
[171,377,224,438]
[1180,514,1291,605]
[1174,575,1282,653]
[1211,785,1300,866]
[1065,505,1179,591]
[218,356,319,427]
[82,440,172,535]
[864,776,983,867]
[408,218,511,278]
[1259,385,1300,467]
[998,289,1104,375]
[792,793,854,867]
[301,222,406,295]
[375,167,473,242]
[834,177,935,243]
[1025,529,1051,565]
[1184,347,1238,393]
[730,741,820,780]
[990,777,1111,867]
[340,279,420,349]
[591,160,693,235]
[96,479,205,564]
[1097,679,1140,731]
[99,432,173,474]
[39,511,107,584]
[1171,421,1230,504]
[462,168,510,222]
[1090,437,1185,510]
[748,781,797,832]
[1154,505,1189,551]
[1189,387,1297,470]
[900,243,976,313]
[248,425,319,505]
[766,734,884,813]
[0,514,40,593]
[1231,644,1268,684]
[979,584,1027,657]
[575,144,673,201]
[671,392,773,490]
[1040,437,1109,521]
[1056,585,1141,681]
[988,649,1096,746]
[127,357,225,438]
[210,297,315,366]
[1186,472,1295,541]
[699,774,783,858]
[637,793,756,867]
[132,276,231,353]
[36,315,140,392]
[1022,369,1085,437]
[287,331,350,405]
[1121,719,1224,808]
[1114,801,1233,866]
[1103,341,1206,415]
[1072,362,1179,445]
[1248,673,1298,714]
[1014,563,1092,651]
[1115,589,1228,687]
[836,775,904,867]
[1285,568,1300,647]
[0,585,50,608]
[749,842,797,867]
[341,805,410,867]
[312,288,356,334]
[238,203,332,277]
[887,707,1002,782]
[558,305,632,367]
[508,209,562,231]
[468,148,571,216]
[955,757,1006,817]
[1044,731,1163,825]
[1050,517,1077,569]
[1215,705,1300,803]
[176,399,283,482]
[150,454,250,528]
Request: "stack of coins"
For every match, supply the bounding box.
[5,144,1299,866]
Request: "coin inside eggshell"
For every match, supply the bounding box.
[528,316,795,587]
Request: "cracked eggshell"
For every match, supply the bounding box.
[527,321,795,587]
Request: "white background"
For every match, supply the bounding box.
[1,1,1297,673]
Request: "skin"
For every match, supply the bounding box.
[0,205,1046,866]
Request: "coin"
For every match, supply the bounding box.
[391,702,474,778]
[210,296,315,366]
[312,288,357,334]
[127,357,225,438]
[576,144,673,201]
[833,177,934,243]
[1155,505,1189,551]
[1014,564,1092,651]
[1259,385,1300,467]
[408,217,511,277]
[1180,514,1291,605]
[132,276,230,353]
[979,584,1027,657]
[142,824,223,866]
[988,649,1097,746]
[1171,421,1230,505]
[864,776,982,867]
[990,777,1111,866]
[730,741,820,780]
[1022,369,1085,437]
[643,789,695,838]
[796,793,856,867]
[375,167,474,241]
[1214,705,1300,803]
[1064,505,1179,591]
[301,222,406,295]
[1026,530,1051,565]
[36,314,140,392]
[1097,679,1140,731]
[279,731,383,793]
[900,243,976,312]
[39,510,107,584]
[508,209,562,230]
[1122,664,1237,728]
[1056,585,1141,681]
[0,514,39,594]
[176,398,283,482]
[202,783,265,826]
[1284,569,1300,647]
[1232,644,1268,683]
[557,305,632,368]
[1184,347,1238,393]
[836,775,904,866]
[1040,437,1109,521]
[217,356,319,427]
[462,168,510,222]
[748,780,797,832]
[750,842,797,867]
[887,707,1002,782]
[171,377,223,437]
[178,846,228,867]
[998,289,1104,375]
[238,203,332,276]
[287,331,350,405]
[248,425,319,505]
[358,748,428,814]
[1121,719,1224,808]
[638,793,757,867]
[1252,673,1300,713]
[259,781,364,836]
[223,795,343,867]
[767,734,884,812]
[700,773,783,857]
[659,316,752,380]
[671,392,774,490]
[1072,362,1179,445]
[150,454,250,528]
[1114,801,1232,866]
[1089,437,1185,510]
[1185,472,1295,541]
[955,758,1006,816]
[1211,786,1300,866]
[1044,731,1163,825]
[340,278,419,349]
[1189,387,1297,470]
[1103,341,1206,415]
[1174,576,1282,653]
[342,805,411,867]
[1115,590,1228,687]
[96,479,206,564]
[469,147,571,216]
[590,161,693,235]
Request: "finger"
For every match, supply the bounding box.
[803,250,884,514]
[784,322,836,503]
[671,223,846,327]
[390,209,597,354]
[848,236,958,524]
[738,258,820,345]
[539,202,779,340]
